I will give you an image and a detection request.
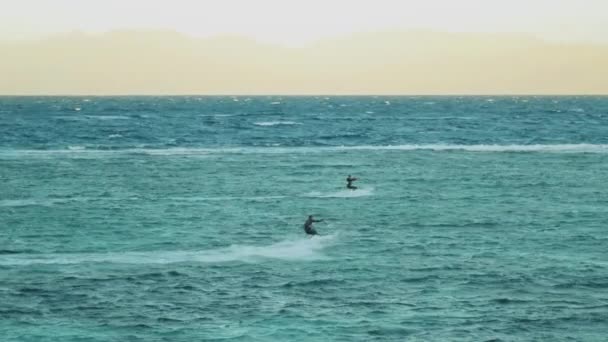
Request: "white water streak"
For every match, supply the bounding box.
[0,236,337,266]
[1,144,608,158]
[303,187,374,198]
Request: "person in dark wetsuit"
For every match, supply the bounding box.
[346,175,358,190]
[304,215,323,236]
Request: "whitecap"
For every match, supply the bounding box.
[0,199,51,207]
[169,195,286,202]
[254,121,300,126]
[84,115,130,120]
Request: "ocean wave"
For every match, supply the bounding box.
[0,196,142,207]
[0,235,337,266]
[281,278,347,288]
[198,113,235,117]
[53,116,85,121]
[168,195,287,202]
[0,198,82,207]
[0,148,213,157]
[253,121,300,126]
[84,115,130,120]
[67,145,86,150]
[0,249,31,255]
[324,144,608,153]
[53,115,131,121]
[1,144,607,158]
[303,187,374,198]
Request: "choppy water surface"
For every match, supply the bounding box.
[1,96,607,341]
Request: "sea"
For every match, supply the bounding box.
[1,96,607,341]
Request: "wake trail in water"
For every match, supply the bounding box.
[0,235,337,266]
[303,187,374,198]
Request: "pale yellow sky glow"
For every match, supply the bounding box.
[2,0,608,94]
[2,0,608,45]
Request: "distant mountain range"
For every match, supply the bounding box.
[1,30,607,94]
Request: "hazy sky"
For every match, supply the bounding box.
[2,0,607,94]
[2,0,608,45]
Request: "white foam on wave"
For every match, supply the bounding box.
[0,235,337,266]
[199,113,235,117]
[169,195,286,202]
[132,148,213,156]
[404,144,608,153]
[55,115,130,121]
[0,197,94,207]
[303,187,374,198]
[67,145,86,150]
[324,144,608,153]
[254,121,300,126]
[2,144,608,158]
[85,115,130,120]
[0,196,102,207]
[0,199,55,207]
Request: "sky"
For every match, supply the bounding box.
[2,0,608,46]
[1,0,607,94]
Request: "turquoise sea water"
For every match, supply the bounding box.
[1,96,608,341]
